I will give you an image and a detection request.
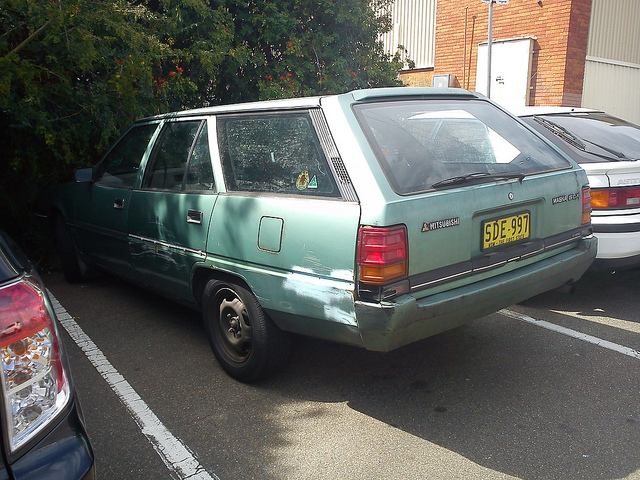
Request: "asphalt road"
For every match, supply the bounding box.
[43,267,640,480]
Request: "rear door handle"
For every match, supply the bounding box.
[113,198,125,210]
[187,209,203,225]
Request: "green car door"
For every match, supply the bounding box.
[128,119,218,302]
[74,123,159,280]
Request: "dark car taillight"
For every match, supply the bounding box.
[0,275,70,452]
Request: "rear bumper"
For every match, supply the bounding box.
[591,213,640,269]
[10,401,95,480]
[355,237,597,352]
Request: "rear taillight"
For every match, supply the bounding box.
[582,186,592,225]
[590,187,640,209]
[357,225,408,285]
[0,276,69,452]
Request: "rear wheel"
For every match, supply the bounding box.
[202,279,291,383]
[55,215,91,283]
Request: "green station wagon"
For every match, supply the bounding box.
[46,87,597,382]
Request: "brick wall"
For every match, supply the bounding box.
[400,69,435,87]
[431,0,592,106]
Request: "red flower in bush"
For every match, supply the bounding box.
[176,67,184,73]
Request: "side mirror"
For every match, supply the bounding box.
[75,167,95,183]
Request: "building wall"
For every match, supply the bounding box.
[399,68,435,87]
[587,0,640,63]
[582,0,640,123]
[431,0,592,106]
[380,0,437,69]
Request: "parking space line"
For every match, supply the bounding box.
[49,292,220,480]
[500,308,640,361]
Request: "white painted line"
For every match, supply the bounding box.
[500,309,640,361]
[49,292,219,480]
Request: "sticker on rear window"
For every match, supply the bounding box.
[296,171,310,190]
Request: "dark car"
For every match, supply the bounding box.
[0,229,94,479]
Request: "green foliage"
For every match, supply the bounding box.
[0,0,403,250]
[216,0,402,103]
[0,0,232,240]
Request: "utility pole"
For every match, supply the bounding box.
[482,0,508,99]
[487,0,493,98]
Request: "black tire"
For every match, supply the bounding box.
[55,215,91,283]
[202,279,291,383]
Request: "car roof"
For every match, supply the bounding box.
[139,87,481,122]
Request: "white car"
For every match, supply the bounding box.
[516,107,640,270]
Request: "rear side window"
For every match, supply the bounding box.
[354,99,572,195]
[142,120,215,191]
[96,123,158,188]
[217,112,340,197]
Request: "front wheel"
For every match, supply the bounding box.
[202,279,291,383]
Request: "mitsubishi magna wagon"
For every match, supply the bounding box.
[46,87,597,382]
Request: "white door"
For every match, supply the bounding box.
[476,37,535,110]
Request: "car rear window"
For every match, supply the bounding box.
[528,113,640,163]
[354,99,572,195]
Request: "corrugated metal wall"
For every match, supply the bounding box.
[582,0,640,124]
[380,0,437,69]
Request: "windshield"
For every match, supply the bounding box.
[353,99,571,194]
[531,113,640,163]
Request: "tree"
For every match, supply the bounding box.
[0,0,235,242]
[0,0,402,254]
[214,0,402,103]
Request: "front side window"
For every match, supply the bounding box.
[217,112,340,197]
[96,123,158,188]
[354,99,572,195]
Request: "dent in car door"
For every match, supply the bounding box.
[74,123,158,280]
[128,119,218,302]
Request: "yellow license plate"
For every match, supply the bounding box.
[482,212,530,250]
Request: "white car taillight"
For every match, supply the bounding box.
[0,275,70,452]
[590,186,640,209]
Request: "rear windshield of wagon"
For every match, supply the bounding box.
[353,99,572,195]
